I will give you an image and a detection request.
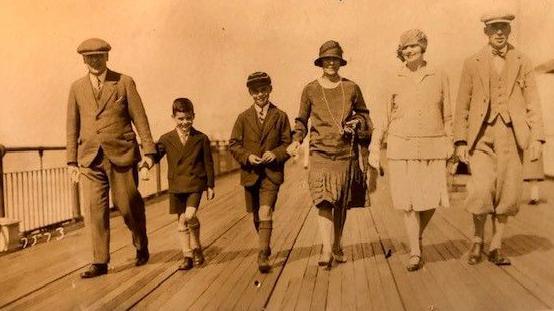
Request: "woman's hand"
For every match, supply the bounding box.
[206,188,215,200]
[343,119,360,135]
[368,149,380,169]
[286,141,301,156]
[454,144,469,164]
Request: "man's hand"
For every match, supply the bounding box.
[206,187,215,200]
[248,154,263,165]
[68,165,80,184]
[286,141,301,157]
[262,151,276,163]
[455,144,469,164]
[529,140,543,161]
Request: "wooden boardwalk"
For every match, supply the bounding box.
[1,159,553,310]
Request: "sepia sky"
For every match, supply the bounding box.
[1,0,554,147]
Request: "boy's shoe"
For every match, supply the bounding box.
[135,249,150,266]
[178,257,193,270]
[467,243,483,265]
[192,248,205,266]
[258,249,271,273]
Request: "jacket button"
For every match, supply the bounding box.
[96,130,100,134]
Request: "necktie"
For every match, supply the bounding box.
[95,76,102,99]
[258,111,265,124]
[492,48,506,58]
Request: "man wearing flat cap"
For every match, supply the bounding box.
[66,38,156,278]
[453,12,545,266]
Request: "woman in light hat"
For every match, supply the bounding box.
[369,29,452,271]
[287,40,371,267]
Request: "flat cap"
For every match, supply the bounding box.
[246,72,272,89]
[77,38,111,55]
[480,11,515,25]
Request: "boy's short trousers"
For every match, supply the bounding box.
[244,177,280,212]
[169,192,202,214]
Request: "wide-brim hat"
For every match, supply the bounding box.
[77,38,111,55]
[314,40,347,67]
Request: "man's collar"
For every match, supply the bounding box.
[89,70,108,83]
[489,44,508,56]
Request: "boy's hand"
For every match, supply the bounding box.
[139,167,150,181]
[286,141,301,156]
[206,187,215,200]
[68,165,80,184]
[262,151,276,163]
[248,154,263,165]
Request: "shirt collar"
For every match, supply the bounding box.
[89,70,107,85]
[176,127,191,137]
[253,102,270,116]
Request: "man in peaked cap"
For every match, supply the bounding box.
[453,12,545,266]
[66,38,156,278]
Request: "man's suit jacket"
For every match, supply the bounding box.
[66,69,156,168]
[453,44,545,150]
[229,103,292,187]
[154,127,215,193]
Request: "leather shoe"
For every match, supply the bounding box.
[192,248,205,266]
[406,255,423,272]
[178,257,193,270]
[488,249,511,266]
[258,249,271,273]
[318,252,333,269]
[332,245,347,263]
[467,243,483,265]
[80,264,108,279]
[135,249,150,266]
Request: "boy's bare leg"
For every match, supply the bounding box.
[185,207,204,265]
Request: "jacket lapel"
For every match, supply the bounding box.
[79,77,98,109]
[96,70,118,116]
[502,45,522,95]
[246,105,262,138]
[261,103,277,142]
[475,47,491,97]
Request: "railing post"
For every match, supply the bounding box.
[0,144,5,217]
[155,162,162,196]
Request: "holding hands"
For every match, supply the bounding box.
[139,155,155,181]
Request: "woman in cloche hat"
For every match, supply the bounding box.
[287,40,372,268]
[368,29,453,271]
